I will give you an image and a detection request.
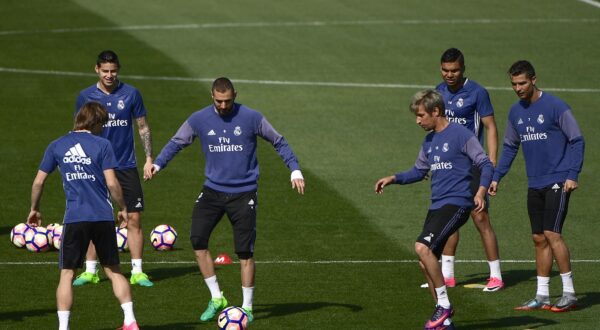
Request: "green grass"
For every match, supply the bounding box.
[1,0,600,329]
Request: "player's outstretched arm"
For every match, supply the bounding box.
[28,170,49,227]
[375,176,396,194]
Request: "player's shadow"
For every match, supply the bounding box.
[137,265,199,283]
[0,308,55,322]
[458,315,558,329]
[460,269,549,289]
[99,322,199,330]
[254,301,362,319]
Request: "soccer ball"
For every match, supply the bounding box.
[52,225,64,250]
[46,223,61,246]
[25,226,50,252]
[115,227,129,252]
[217,307,248,330]
[150,224,177,251]
[10,223,30,248]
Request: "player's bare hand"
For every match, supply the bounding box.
[292,178,305,195]
[375,176,395,194]
[563,179,578,192]
[117,210,129,228]
[473,194,485,213]
[27,210,42,227]
[488,181,498,196]
[143,160,154,181]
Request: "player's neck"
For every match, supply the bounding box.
[434,118,450,132]
[448,77,466,93]
[527,88,542,104]
[97,80,118,95]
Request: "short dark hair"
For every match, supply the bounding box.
[74,102,109,131]
[508,60,536,79]
[212,77,235,93]
[96,50,120,68]
[441,48,464,67]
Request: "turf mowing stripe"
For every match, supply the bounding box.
[0,18,598,36]
[578,0,600,9]
[1,67,599,93]
[2,259,600,265]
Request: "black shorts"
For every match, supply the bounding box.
[190,187,257,259]
[469,165,489,211]
[115,167,144,212]
[59,221,119,269]
[417,205,471,258]
[527,183,571,234]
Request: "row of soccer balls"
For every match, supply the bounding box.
[10,223,178,253]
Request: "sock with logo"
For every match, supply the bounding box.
[441,255,455,279]
[131,259,142,275]
[435,285,451,309]
[204,275,222,299]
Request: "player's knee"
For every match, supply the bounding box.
[236,252,253,260]
[190,236,209,250]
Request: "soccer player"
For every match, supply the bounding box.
[147,77,305,323]
[489,60,584,312]
[27,102,140,330]
[375,89,492,329]
[432,48,503,291]
[73,50,155,287]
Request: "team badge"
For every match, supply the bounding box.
[456,98,464,108]
[117,100,125,110]
[442,143,449,152]
[537,114,544,124]
[234,126,242,136]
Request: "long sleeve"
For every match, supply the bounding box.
[493,121,520,183]
[154,120,196,169]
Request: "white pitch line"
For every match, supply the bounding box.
[579,0,600,9]
[0,18,598,36]
[1,67,599,93]
[2,259,600,266]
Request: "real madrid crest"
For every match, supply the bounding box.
[234,126,242,136]
[537,114,544,124]
[117,100,125,110]
[456,98,464,108]
[442,143,449,152]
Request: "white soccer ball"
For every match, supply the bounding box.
[115,227,129,252]
[25,227,50,252]
[10,223,31,248]
[52,225,64,250]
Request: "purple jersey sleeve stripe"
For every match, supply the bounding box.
[395,148,429,184]
[463,136,493,188]
[258,117,300,171]
[494,121,520,182]
[155,120,196,169]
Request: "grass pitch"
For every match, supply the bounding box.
[1,1,600,329]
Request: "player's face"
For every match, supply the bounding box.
[95,62,119,90]
[441,61,464,87]
[212,89,236,116]
[510,73,537,101]
[415,104,438,131]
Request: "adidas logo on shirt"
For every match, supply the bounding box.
[63,143,91,164]
[208,130,216,136]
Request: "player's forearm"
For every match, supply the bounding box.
[486,127,498,166]
[108,182,127,211]
[137,121,153,159]
[30,181,44,211]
